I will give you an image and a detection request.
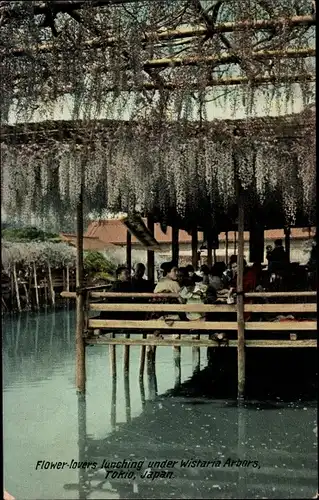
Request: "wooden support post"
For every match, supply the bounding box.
[172,224,179,266]
[12,264,21,313]
[237,189,245,401]
[284,226,291,263]
[66,265,70,292]
[75,168,86,394]
[48,263,55,306]
[225,231,229,265]
[213,248,217,265]
[147,215,155,286]
[126,230,132,273]
[124,333,130,375]
[192,227,198,270]
[249,222,264,263]
[234,231,237,255]
[207,233,213,269]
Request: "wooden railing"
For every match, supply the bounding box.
[60,289,317,348]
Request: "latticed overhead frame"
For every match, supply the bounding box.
[0,0,316,230]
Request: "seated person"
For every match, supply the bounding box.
[177,267,192,287]
[100,266,133,321]
[109,266,133,293]
[154,262,181,294]
[132,263,153,293]
[185,264,202,284]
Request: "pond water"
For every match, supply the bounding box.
[3,308,317,499]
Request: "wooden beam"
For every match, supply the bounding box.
[237,187,245,400]
[172,225,179,266]
[147,215,155,286]
[75,162,86,394]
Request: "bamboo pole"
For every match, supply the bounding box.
[147,215,155,286]
[48,263,55,306]
[143,47,316,71]
[237,189,245,401]
[7,15,315,57]
[172,224,179,266]
[12,264,21,313]
[192,227,198,270]
[225,231,229,265]
[75,163,86,394]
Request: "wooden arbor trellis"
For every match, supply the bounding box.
[0,0,316,399]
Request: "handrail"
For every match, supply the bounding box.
[89,302,316,313]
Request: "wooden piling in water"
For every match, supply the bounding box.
[33,263,40,310]
[48,263,55,306]
[173,336,181,388]
[111,373,117,430]
[124,333,130,374]
[139,333,146,379]
[109,332,117,378]
[75,167,86,394]
[12,264,21,313]
[192,341,200,374]
[124,372,131,423]
[237,189,245,400]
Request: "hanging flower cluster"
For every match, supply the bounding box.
[1,109,316,227]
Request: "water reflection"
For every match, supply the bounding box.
[3,311,318,499]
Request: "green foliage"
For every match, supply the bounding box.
[2,226,60,242]
[84,251,116,276]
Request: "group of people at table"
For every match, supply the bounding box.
[103,257,262,324]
